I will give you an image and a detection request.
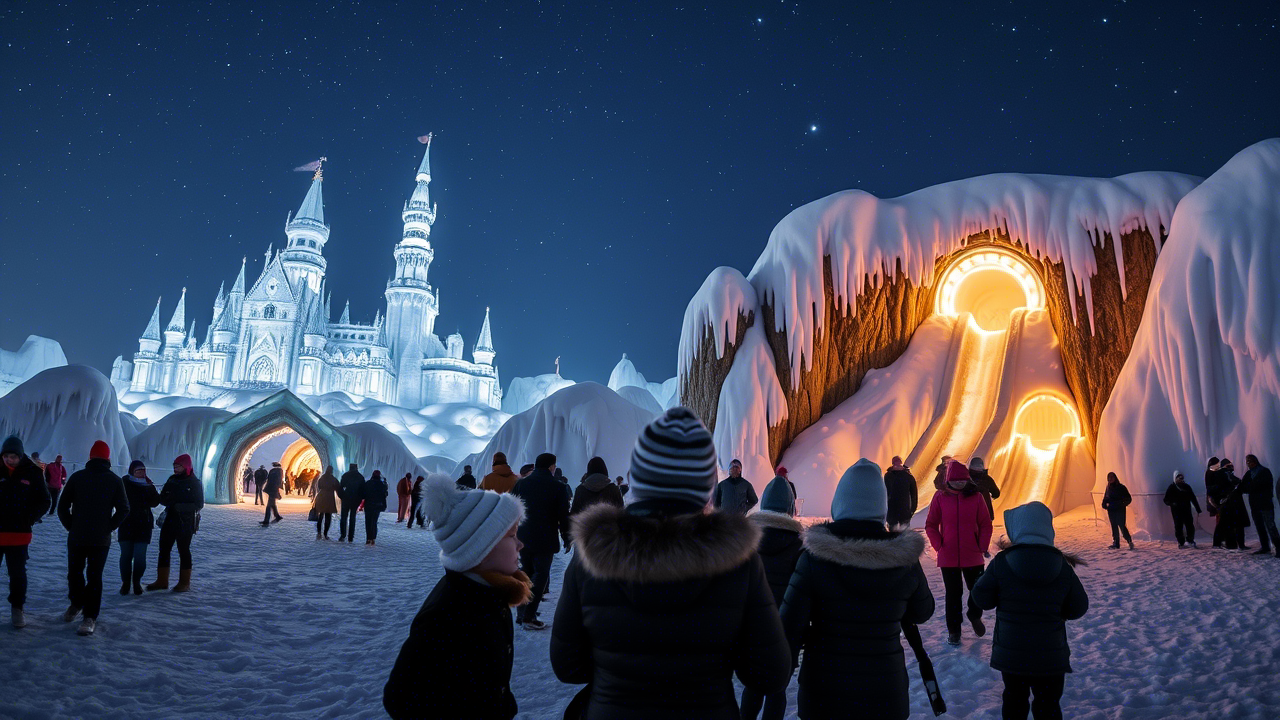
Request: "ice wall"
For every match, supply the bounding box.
[502,373,576,415]
[1098,139,1280,536]
[0,365,131,468]
[0,335,68,398]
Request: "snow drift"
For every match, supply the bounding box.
[128,406,233,472]
[340,422,428,479]
[0,365,131,469]
[501,373,576,415]
[1098,139,1280,536]
[0,335,68,398]
[607,354,678,409]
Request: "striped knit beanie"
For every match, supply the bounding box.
[628,407,718,506]
[422,473,524,571]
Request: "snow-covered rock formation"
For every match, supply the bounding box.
[607,354,677,409]
[458,382,657,483]
[1099,139,1280,534]
[502,373,576,415]
[0,365,131,468]
[0,335,68,398]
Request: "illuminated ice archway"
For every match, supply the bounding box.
[281,436,323,479]
[1013,392,1082,451]
[937,248,1045,331]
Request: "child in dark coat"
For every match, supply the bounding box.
[741,474,804,720]
[972,502,1088,720]
[384,474,530,720]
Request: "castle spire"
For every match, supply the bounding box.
[213,281,226,310]
[473,306,495,366]
[416,133,432,182]
[141,297,163,341]
[339,300,350,325]
[166,288,187,333]
[294,162,326,225]
[231,257,247,295]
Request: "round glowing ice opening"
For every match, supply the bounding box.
[937,249,1045,331]
[1013,394,1081,451]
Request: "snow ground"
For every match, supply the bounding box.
[4,504,1277,718]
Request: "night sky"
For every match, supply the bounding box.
[3,2,1277,388]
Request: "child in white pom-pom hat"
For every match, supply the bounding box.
[383,474,530,720]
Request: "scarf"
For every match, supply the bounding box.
[474,570,534,607]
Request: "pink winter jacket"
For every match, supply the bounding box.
[925,487,992,568]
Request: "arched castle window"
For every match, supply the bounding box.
[249,356,275,383]
[263,304,276,319]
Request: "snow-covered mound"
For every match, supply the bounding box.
[502,373,576,415]
[418,455,461,476]
[458,382,657,482]
[117,411,148,444]
[0,335,68,398]
[607,354,678,409]
[616,385,664,416]
[340,422,428,479]
[779,316,954,515]
[0,365,131,468]
[1099,139,1280,535]
[128,406,233,471]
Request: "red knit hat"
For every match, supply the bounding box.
[945,459,970,483]
[775,466,788,478]
[89,441,110,461]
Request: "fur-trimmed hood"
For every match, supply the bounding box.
[750,510,803,534]
[572,503,761,583]
[803,523,926,569]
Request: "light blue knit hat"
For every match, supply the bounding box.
[831,458,887,522]
[422,473,524,571]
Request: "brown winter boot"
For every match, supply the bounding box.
[172,568,192,593]
[145,566,170,591]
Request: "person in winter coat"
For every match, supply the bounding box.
[363,470,389,545]
[0,435,52,629]
[569,456,624,516]
[550,408,791,719]
[383,474,529,719]
[260,462,284,526]
[479,452,519,494]
[456,465,477,490]
[884,456,918,529]
[145,453,204,593]
[969,457,1001,521]
[510,453,571,629]
[1100,472,1134,550]
[616,475,629,497]
[45,454,67,516]
[971,502,1089,720]
[780,459,935,720]
[925,460,992,645]
[338,463,365,543]
[58,440,130,636]
[1163,471,1202,548]
[312,466,340,539]
[1205,457,1233,548]
[253,464,268,505]
[395,472,413,523]
[1242,455,1279,556]
[932,455,953,491]
[408,475,426,529]
[741,474,806,720]
[1218,459,1251,550]
[714,458,758,515]
[118,460,161,595]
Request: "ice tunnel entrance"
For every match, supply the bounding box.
[1013,394,1081,451]
[937,249,1045,331]
[234,428,323,502]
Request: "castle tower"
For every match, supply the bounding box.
[385,136,441,407]
[473,307,495,366]
[280,162,329,294]
[163,288,188,354]
[130,297,164,392]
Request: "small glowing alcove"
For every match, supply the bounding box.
[937,248,1045,331]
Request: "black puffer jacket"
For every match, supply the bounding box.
[749,511,804,606]
[551,501,791,719]
[969,469,1001,520]
[0,456,50,540]
[780,520,935,720]
[58,458,130,547]
[340,467,365,505]
[570,472,624,516]
[1163,482,1202,514]
[883,467,918,528]
[159,472,205,536]
[363,474,389,512]
[511,468,570,554]
[118,478,162,543]
[971,544,1089,675]
[384,571,519,720]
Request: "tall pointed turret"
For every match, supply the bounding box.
[141,298,163,343]
[388,138,442,407]
[473,307,495,366]
[213,282,226,311]
[282,161,330,294]
[231,257,247,296]
[163,288,187,351]
[339,300,351,325]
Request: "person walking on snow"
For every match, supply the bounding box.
[510,453,570,630]
[925,460,992,646]
[1163,471,1202,548]
[0,435,52,629]
[884,456,918,529]
[972,502,1089,720]
[363,470,389,545]
[569,456,624,516]
[45,454,67,516]
[395,472,413,523]
[969,457,1001,521]
[383,474,529,720]
[117,460,161,595]
[1205,457,1232,548]
[1243,455,1279,557]
[1218,459,1251,550]
[241,466,253,498]
[1100,472,1134,550]
[550,408,791,718]
[146,453,204,593]
[479,452,519,494]
[253,464,267,505]
[260,462,284,526]
[312,466,340,539]
[407,475,426,529]
[740,474,806,720]
[58,440,130,636]
[932,455,953,491]
[714,458,758,515]
[780,459,935,720]
[456,465,476,490]
[339,463,364,542]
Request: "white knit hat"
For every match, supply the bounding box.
[422,473,524,572]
